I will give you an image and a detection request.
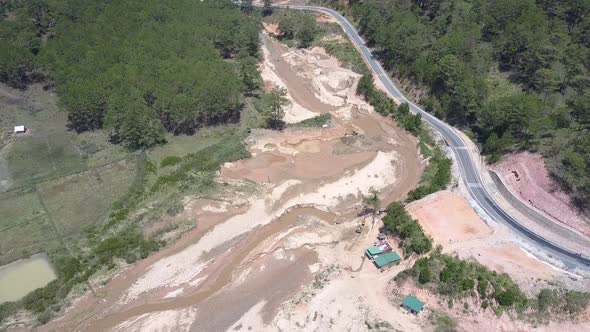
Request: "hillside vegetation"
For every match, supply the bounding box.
[0,0,258,325]
[397,249,590,319]
[0,0,260,148]
[320,0,590,211]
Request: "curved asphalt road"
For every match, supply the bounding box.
[273,4,590,269]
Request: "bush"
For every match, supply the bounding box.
[289,113,331,128]
[356,74,452,201]
[431,312,457,332]
[564,291,590,314]
[160,156,182,168]
[381,202,432,256]
[407,149,452,202]
[399,252,528,311]
[151,133,248,192]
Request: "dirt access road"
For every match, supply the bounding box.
[31,31,423,332]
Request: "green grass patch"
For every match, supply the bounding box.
[151,132,249,193]
[3,135,86,188]
[37,159,135,236]
[148,126,237,164]
[288,113,332,128]
[314,37,369,75]
[0,216,61,266]
[0,188,44,232]
[0,85,86,189]
[160,156,182,168]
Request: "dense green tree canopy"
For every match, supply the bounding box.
[1,0,261,148]
[344,0,590,210]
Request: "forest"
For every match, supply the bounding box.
[319,0,590,210]
[0,0,261,149]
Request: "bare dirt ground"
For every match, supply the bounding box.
[30,32,424,332]
[404,190,590,331]
[407,191,493,245]
[492,152,590,237]
[20,19,589,332]
[406,191,580,295]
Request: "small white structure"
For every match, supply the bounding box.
[14,126,26,134]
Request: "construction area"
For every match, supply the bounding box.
[15,12,590,332]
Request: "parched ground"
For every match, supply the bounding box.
[492,152,590,238]
[407,191,493,245]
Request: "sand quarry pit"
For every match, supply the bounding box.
[34,32,426,332]
[24,22,590,332]
[492,151,590,237]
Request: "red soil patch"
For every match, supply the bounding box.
[492,152,590,237]
[406,191,492,245]
[263,22,283,37]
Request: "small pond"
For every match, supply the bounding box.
[0,253,57,303]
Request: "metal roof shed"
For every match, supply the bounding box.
[373,251,401,268]
[366,246,382,259]
[402,295,425,315]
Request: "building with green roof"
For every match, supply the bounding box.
[366,246,382,259]
[401,295,425,315]
[373,251,401,269]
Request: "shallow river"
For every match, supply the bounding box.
[0,253,57,303]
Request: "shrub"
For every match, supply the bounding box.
[399,252,529,312]
[160,156,182,168]
[382,202,432,256]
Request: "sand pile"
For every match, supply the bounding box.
[281,45,373,116]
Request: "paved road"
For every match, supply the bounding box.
[274,4,590,269]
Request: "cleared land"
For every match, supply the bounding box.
[492,152,590,238]
[406,191,492,245]
[407,191,586,295]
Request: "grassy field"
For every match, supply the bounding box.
[0,81,252,268]
[0,84,135,265]
[37,159,135,236]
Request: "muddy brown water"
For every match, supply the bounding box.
[85,207,335,331]
[263,35,338,114]
[222,131,378,185]
[0,253,56,303]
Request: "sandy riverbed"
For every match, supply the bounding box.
[25,20,590,332]
[33,29,423,332]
